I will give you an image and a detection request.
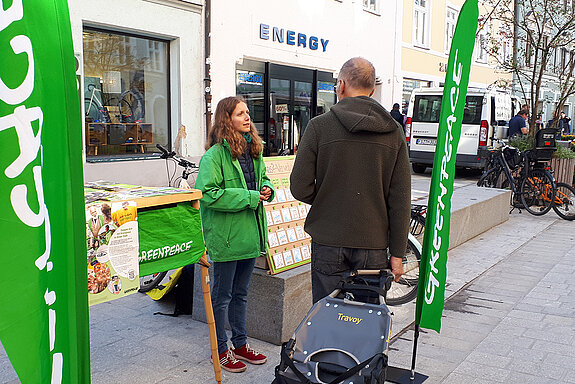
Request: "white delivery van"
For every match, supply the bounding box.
[405,87,520,173]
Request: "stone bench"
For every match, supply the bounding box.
[192,185,511,345]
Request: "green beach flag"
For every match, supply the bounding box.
[0,1,90,383]
[415,0,479,333]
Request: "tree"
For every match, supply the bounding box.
[481,0,575,136]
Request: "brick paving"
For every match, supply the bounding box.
[390,217,575,384]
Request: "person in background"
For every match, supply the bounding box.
[508,109,529,138]
[195,96,274,373]
[560,112,571,135]
[521,104,530,114]
[290,57,409,304]
[390,102,405,132]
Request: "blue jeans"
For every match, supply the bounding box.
[211,257,256,354]
[310,241,390,304]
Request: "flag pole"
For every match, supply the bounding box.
[410,324,420,382]
[407,1,478,382]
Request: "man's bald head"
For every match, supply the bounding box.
[338,57,376,92]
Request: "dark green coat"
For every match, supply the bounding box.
[195,141,275,262]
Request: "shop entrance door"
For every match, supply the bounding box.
[235,60,336,156]
[268,77,312,156]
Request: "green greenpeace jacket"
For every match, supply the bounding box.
[195,140,275,262]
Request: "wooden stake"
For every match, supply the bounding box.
[200,253,222,384]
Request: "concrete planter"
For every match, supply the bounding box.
[550,157,575,186]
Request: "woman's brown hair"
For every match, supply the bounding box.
[206,96,263,159]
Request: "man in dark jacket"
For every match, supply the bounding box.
[390,102,405,132]
[290,57,410,303]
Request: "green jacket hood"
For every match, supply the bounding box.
[330,96,401,134]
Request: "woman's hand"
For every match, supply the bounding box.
[260,186,272,203]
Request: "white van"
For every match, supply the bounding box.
[405,87,520,173]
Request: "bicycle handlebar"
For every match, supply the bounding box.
[156,144,174,159]
[156,144,197,168]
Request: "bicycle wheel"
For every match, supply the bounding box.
[520,169,555,216]
[386,236,421,306]
[119,90,145,123]
[119,97,135,123]
[552,182,575,221]
[139,271,167,292]
[477,167,501,188]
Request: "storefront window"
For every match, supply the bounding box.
[317,81,336,115]
[235,60,335,156]
[236,70,265,136]
[83,29,170,160]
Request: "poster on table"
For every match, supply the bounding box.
[263,156,312,274]
[83,184,205,277]
[86,201,140,305]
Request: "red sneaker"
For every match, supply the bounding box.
[211,349,247,373]
[231,344,268,365]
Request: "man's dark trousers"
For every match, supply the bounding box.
[310,241,390,303]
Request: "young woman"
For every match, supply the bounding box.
[195,96,274,373]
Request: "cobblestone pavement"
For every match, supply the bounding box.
[390,215,575,384]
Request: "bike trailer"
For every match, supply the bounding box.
[273,271,394,384]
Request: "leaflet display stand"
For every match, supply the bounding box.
[261,156,312,275]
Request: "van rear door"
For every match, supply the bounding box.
[410,95,442,150]
[409,94,485,168]
[457,95,483,155]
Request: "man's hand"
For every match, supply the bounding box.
[390,256,404,282]
[259,186,272,203]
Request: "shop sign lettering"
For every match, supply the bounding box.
[259,24,329,52]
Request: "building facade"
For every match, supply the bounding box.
[209,0,403,156]
[399,0,512,109]
[70,0,204,186]
[71,0,406,185]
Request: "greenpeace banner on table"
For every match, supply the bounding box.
[138,203,205,276]
[415,0,478,333]
[86,202,140,306]
[0,1,90,383]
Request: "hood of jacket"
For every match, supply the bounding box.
[330,95,400,134]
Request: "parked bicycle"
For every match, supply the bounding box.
[477,139,556,216]
[552,182,575,220]
[410,204,427,237]
[138,144,199,292]
[118,88,145,123]
[156,143,199,189]
[85,83,112,123]
[385,205,425,306]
